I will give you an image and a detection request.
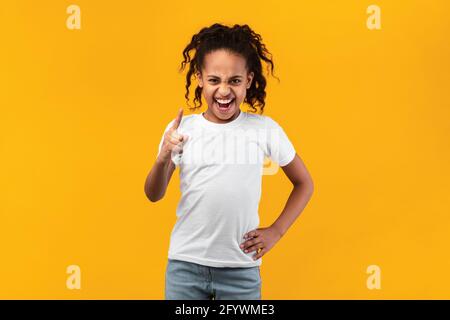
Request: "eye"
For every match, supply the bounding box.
[208,79,218,83]
[231,79,241,84]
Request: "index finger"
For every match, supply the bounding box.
[171,108,184,130]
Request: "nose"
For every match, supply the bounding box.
[217,83,231,97]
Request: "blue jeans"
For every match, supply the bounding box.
[165,259,262,300]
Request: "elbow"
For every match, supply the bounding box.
[307,179,314,197]
[294,179,314,196]
[308,182,314,197]
[144,186,163,203]
[146,192,162,203]
[146,191,164,203]
[147,195,159,203]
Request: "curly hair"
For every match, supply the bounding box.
[179,23,279,114]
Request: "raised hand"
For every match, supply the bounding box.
[157,108,189,164]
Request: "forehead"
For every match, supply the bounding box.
[202,49,247,76]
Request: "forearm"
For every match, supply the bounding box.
[270,182,314,237]
[144,157,173,202]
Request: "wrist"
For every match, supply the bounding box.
[270,223,285,239]
[156,153,171,166]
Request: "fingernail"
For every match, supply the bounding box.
[240,244,243,248]
[244,250,248,253]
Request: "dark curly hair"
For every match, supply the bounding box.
[179,23,279,114]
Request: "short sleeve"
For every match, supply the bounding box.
[265,116,296,167]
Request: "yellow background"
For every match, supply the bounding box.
[1,0,449,299]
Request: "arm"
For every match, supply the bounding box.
[144,107,187,203]
[240,153,314,259]
[144,157,176,202]
[270,153,314,237]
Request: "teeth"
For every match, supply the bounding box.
[215,98,233,104]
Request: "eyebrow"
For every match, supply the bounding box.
[206,75,243,79]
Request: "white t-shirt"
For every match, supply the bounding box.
[157,110,296,268]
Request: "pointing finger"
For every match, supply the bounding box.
[171,107,184,130]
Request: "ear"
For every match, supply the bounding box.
[196,71,203,88]
[246,71,254,89]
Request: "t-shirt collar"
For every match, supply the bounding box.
[199,109,245,129]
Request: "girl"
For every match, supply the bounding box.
[144,23,314,300]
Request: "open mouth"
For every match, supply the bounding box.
[214,98,235,111]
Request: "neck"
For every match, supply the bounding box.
[203,109,241,124]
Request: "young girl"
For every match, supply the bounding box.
[144,23,314,300]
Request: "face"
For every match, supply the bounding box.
[196,49,254,123]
